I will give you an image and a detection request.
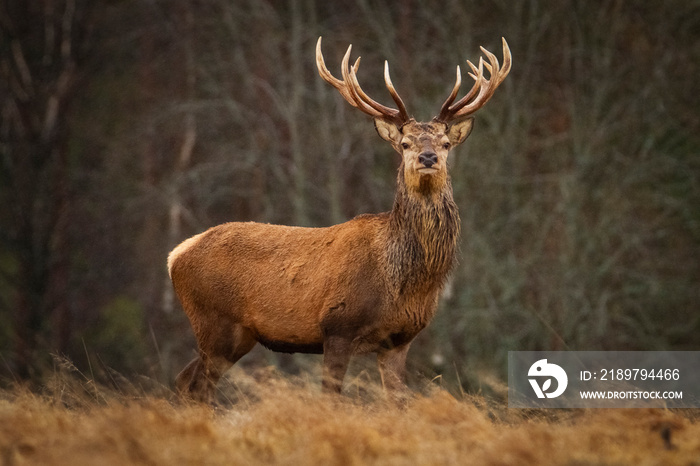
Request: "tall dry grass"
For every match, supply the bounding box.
[1,362,699,465]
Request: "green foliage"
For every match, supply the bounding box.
[85,297,147,373]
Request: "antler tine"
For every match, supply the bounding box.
[383,61,410,122]
[316,38,358,107]
[436,37,512,123]
[342,51,389,119]
[457,59,485,109]
[316,36,410,126]
[437,65,463,120]
[493,37,512,86]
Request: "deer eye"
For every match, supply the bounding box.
[401,142,410,149]
[443,142,451,150]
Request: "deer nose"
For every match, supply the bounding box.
[418,151,438,168]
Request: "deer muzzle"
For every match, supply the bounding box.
[418,151,438,169]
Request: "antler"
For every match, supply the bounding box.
[436,38,512,123]
[316,37,411,127]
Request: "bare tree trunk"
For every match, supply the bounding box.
[0,0,90,377]
[289,0,308,226]
[162,4,197,317]
[152,2,199,379]
[48,142,72,355]
[136,9,161,340]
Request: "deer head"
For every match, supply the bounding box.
[316,37,511,196]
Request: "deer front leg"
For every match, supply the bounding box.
[377,343,411,392]
[322,336,353,393]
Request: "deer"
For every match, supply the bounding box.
[168,36,511,402]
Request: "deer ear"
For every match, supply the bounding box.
[447,117,474,146]
[374,118,402,144]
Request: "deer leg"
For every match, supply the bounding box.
[321,336,353,394]
[377,343,411,392]
[176,325,257,403]
[175,357,201,397]
[175,354,229,403]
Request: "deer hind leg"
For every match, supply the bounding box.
[377,343,411,393]
[175,356,220,403]
[176,325,257,403]
[321,336,353,394]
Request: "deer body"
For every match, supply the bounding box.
[170,37,510,401]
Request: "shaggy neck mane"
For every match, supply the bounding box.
[386,168,460,296]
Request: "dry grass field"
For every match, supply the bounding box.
[1,365,699,466]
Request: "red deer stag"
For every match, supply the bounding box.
[169,36,511,402]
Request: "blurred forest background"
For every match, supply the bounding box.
[1,0,698,391]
